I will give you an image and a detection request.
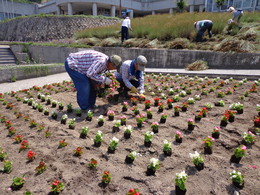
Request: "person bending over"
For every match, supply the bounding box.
[194,20,213,42]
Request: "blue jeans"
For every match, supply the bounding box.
[121,26,129,42]
[65,60,96,110]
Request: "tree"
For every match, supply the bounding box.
[216,0,225,12]
[177,0,187,12]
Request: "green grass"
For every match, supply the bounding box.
[75,12,260,41]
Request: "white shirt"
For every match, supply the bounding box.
[195,20,212,32]
[121,17,131,29]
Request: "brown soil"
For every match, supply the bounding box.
[0,76,259,195]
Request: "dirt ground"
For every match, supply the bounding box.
[0,75,259,195]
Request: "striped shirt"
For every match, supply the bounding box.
[115,60,144,91]
[66,50,109,83]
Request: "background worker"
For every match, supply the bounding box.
[115,55,147,97]
[65,50,122,110]
[121,16,132,43]
[194,20,213,42]
[227,6,243,32]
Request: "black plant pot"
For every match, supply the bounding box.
[152,127,158,134]
[147,114,153,119]
[67,108,73,113]
[61,119,67,125]
[112,126,120,133]
[229,115,235,122]
[188,124,195,131]
[80,133,87,139]
[69,125,75,130]
[258,112,260,117]
[195,163,204,171]
[124,132,131,139]
[11,184,24,191]
[212,132,220,139]
[125,156,134,164]
[86,116,92,121]
[254,121,260,127]
[160,118,166,123]
[121,121,126,126]
[181,107,187,112]
[134,111,140,115]
[107,147,115,154]
[145,105,151,110]
[52,115,58,120]
[59,105,64,110]
[237,109,243,114]
[168,104,173,109]
[174,112,180,117]
[175,185,186,195]
[108,116,114,121]
[44,112,49,116]
[144,141,152,147]
[98,121,104,127]
[204,147,212,154]
[230,155,242,164]
[195,116,201,122]
[146,167,156,176]
[176,138,182,143]
[76,113,82,117]
[137,123,143,128]
[163,150,172,156]
[233,181,244,189]
[158,108,164,113]
[220,120,228,127]
[122,107,127,112]
[94,141,101,147]
[154,102,159,107]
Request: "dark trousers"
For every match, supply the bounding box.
[117,78,140,97]
[121,26,129,42]
[196,22,213,42]
[65,60,96,110]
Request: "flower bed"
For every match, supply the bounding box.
[0,75,259,194]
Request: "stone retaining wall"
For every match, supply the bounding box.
[10,45,260,70]
[0,16,120,42]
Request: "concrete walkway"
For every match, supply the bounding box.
[0,69,259,93]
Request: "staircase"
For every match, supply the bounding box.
[0,45,16,65]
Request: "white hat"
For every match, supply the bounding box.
[228,7,235,12]
[136,55,147,71]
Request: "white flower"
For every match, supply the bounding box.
[189,151,200,159]
[98,115,104,119]
[97,130,103,136]
[164,140,169,145]
[150,158,159,167]
[111,137,119,143]
[176,171,188,179]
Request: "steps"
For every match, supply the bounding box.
[0,45,16,65]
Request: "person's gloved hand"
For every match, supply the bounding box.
[130,86,138,94]
[139,94,145,98]
[139,90,145,94]
[104,77,112,85]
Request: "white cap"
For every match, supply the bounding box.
[136,55,147,71]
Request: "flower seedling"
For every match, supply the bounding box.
[127,151,139,161]
[202,136,215,148]
[189,151,204,166]
[144,131,154,142]
[58,139,68,148]
[35,160,47,174]
[163,140,172,153]
[45,130,51,138]
[230,170,244,186]
[50,180,65,194]
[102,171,111,184]
[233,145,247,158]
[19,140,29,152]
[0,147,7,161]
[68,118,76,129]
[80,127,89,138]
[8,127,16,137]
[148,158,160,171]
[27,150,36,161]
[187,97,195,104]
[11,176,25,190]
[187,118,195,125]
[175,171,188,191]
[175,131,182,140]
[108,137,119,151]
[124,125,133,135]
[74,147,83,157]
[126,188,143,195]
[3,160,12,173]
[94,131,104,144]
[242,131,256,144]
[88,158,98,169]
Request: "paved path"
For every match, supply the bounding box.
[0,69,259,93]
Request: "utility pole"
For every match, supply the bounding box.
[119,0,122,18]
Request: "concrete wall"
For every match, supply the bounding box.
[10,45,260,70]
[0,16,120,42]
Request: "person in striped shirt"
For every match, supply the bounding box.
[115,55,147,98]
[65,50,122,110]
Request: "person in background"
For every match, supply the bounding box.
[227,6,243,32]
[121,16,132,43]
[65,50,122,110]
[194,20,213,42]
[115,55,147,98]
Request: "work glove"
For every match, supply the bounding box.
[104,77,112,85]
[130,86,138,94]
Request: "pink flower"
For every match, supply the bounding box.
[252,165,258,169]
[176,131,182,135]
[241,145,247,150]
